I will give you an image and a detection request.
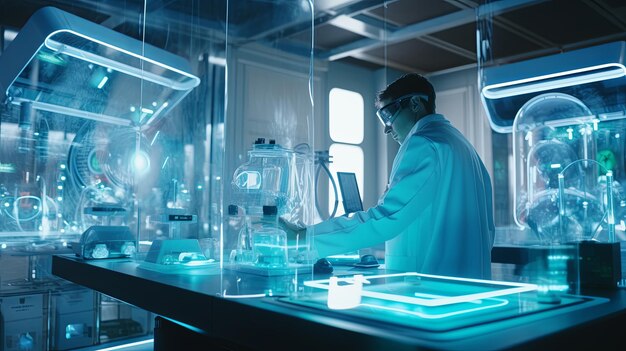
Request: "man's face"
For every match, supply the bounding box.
[377,96,417,144]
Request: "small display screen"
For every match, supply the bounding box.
[337,172,363,214]
[168,215,194,221]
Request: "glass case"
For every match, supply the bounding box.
[512,92,619,244]
[0,0,317,294]
[0,1,220,349]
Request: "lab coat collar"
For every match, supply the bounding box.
[414,113,446,131]
[402,114,446,143]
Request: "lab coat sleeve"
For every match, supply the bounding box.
[311,136,440,257]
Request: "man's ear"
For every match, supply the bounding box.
[410,96,426,115]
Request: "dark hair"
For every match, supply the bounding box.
[376,73,436,114]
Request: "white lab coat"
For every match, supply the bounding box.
[311,114,495,279]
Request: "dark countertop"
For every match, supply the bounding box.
[52,254,626,350]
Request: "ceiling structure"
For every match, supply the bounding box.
[1,0,626,75]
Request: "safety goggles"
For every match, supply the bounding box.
[376,94,429,127]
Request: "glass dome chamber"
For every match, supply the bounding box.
[513,93,622,244]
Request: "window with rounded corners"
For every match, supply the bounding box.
[329,88,364,144]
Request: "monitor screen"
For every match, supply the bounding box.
[337,172,363,214]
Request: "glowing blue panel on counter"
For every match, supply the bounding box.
[280,272,608,334]
[304,272,537,307]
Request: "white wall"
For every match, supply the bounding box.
[428,67,494,177]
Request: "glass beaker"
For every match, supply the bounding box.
[252,205,288,268]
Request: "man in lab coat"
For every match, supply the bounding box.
[306,73,495,279]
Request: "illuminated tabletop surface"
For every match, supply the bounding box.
[52,254,626,350]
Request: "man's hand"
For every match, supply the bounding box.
[280,216,317,264]
[279,216,307,243]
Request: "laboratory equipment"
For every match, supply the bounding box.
[149,210,198,240]
[313,258,334,274]
[314,150,339,220]
[72,226,136,260]
[139,239,215,273]
[0,293,46,351]
[251,205,288,268]
[228,138,313,274]
[509,92,623,291]
[280,272,607,333]
[50,287,96,350]
[231,138,295,213]
[326,275,368,310]
[354,254,380,268]
[336,172,364,214]
[512,93,617,243]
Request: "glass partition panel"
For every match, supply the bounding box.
[220,0,316,297]
[0,1,197,349]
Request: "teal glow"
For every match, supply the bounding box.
[286,281,606,331]
[131,151,150,174]
[0,162,15,173]
[304,272,538,307]
[97,75,109,89]
[94,339,153,351]
[222,291,267,299]
[183,259,214,266]
[360,297,509,319]
[36,51,66,65]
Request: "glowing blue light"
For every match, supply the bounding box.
[222,291,267,299]
[360,298,509,319]
[304,272,538,308]
[97,76,109,89]
[482,63,626,99]
[93,338,153,351]
[131,151,150,173]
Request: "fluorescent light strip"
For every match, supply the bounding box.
[97,75,109,89]
[45,35,197,91]
[44,29,199,88]
[222,291,267,299]
[11,98,131,126]
[95,339,153,351]
[482,63,626,99]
